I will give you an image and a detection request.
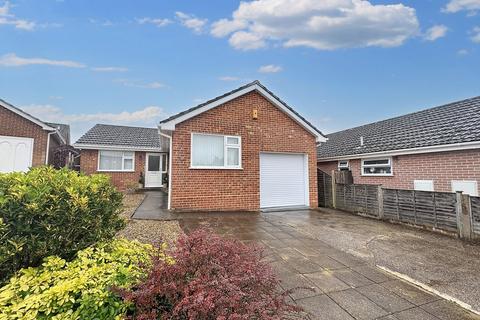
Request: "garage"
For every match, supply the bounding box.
[0,136,33,173]
[260,152,309,208]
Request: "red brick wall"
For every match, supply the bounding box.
[170,91,318,211]
[318,149,480,194]
[79,149,145,190]
[0,105,49,166]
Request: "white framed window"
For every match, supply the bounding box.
[98,150,135,172]
[361,158,392,176]
[414,180,434,191]
[191,133,242,169]
[338,160,349,170]
[451,180,478,196]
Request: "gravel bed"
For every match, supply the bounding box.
[117,193,183,247]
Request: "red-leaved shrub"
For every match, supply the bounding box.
[117,229,302,319]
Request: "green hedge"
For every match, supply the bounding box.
[0,167,126,282]
[0,239,153,320]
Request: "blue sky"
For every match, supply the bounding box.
[0,0,479,141]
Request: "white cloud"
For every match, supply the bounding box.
[175,11,207,34]
[211,0,419,51]
[136,17,172,27]
[219,76,240,81]
[457,48,469,55]
[22,104,166,141]
[211,18,247,37]
[0,1,36,30]
[258,64,282,73]
[229,31,266,50]
[0,53,85,68]
[114,79,165,89]
[423,25,448,41]
[91,66,128,72]
[443,0,480,14]
[471,26,480,43]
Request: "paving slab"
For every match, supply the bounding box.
[421,300,480,320]
[279,273,320,300]
[380,279,439,306]
[276,207,480,313]
[331,269,374,288]
[385,307,440,320]
[304,271,351,293]
[351,265,395,284]
[296,294,355,320]
[328,288,389,320]
[153,207,480,320]
[356,284,414,313]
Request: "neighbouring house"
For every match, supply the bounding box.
[75,81,325,211]
[317,96,480,196]
[0,99,70,173]
[74,124,169,191]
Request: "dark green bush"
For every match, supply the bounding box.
[0,166,125,282]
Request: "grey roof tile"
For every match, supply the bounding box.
[75,124,163,149]
[317,96,480,159]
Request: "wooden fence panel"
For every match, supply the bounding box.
[330,183,477,238]
[471,196,480,235]
[382,188,457,232]
[334,184,379,217]
[317,170,333,208]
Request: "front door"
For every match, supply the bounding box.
[145,153,163,188]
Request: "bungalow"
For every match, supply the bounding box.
[74,124,169,190]
[75,81,326,211]
[317,96,480,196]
[0,99,70,173]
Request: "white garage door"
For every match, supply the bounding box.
[260,153,309,208]
[0,136,33,173]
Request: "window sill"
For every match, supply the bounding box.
[97,170,135,173]
[361,174,393,177]
[189,166,243,170]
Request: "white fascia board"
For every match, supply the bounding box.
[53,130,66,145]
[159,84,326,143]
[317,141,480,162]
[0,100,56,131]
[73,143,164,152]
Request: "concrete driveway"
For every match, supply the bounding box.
[177,210,480,320]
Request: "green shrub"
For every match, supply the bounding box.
[0,239,154,320]
[0,167,126,282]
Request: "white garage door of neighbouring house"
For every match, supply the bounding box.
[0,136,33,173]
[260,152,309,209]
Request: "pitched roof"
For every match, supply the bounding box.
[0,98,56,131]
[317,96,480,159]
[46,122,71,145]
[74,124,166,150]
[1,98,69,145]
[159,80,326,142]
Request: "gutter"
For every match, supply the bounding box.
[318,140,480,162]
[72,143,164,152]
[159,131,173,210]
[45,131,55,165]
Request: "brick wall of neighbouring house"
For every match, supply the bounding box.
[79,149,146,190]
[317,148,480,194]
[0,105,49,166]
[170,91,318,212]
